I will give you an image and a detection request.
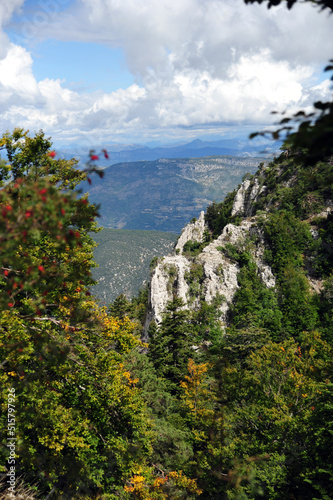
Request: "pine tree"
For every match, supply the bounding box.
[148,298,194,394]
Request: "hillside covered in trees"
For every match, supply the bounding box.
[1,119,333,500]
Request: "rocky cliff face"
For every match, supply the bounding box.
[175,211,206,253]
[145,171,276,335]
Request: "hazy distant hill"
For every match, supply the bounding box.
[106,137,280,163]
[90,228,178,304]
[61,136,281,166]
[82,155,264,232]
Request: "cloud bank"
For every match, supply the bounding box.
[0,0,332,145]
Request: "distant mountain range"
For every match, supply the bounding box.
[97,137,280,164]
[62,136,282,167]
[81,155,265,233]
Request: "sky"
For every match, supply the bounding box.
[0,0,332,150]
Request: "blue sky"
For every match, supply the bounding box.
[0,0,331,149]
[31,41,133,93]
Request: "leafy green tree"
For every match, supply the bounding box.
[109,293,132,319]
[205,191,236,238]
[318,275,333,342]
[223,331,333,499]
[109,287,149,326]
[0,128,99,322]
[180,359,226,498]
[0,129,153,498]
[0,128,87,187]
[260,211,319,337]
[125,349,194,472]
[190,299,225,347]
[277,265,318,337]
[228,259,283,340]
[261,211,313,274]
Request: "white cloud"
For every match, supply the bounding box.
[43,0,332,76]
[0,44,38,96]
[0,0,331,144]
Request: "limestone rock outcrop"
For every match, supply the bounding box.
[175,211,206,253]
[146,255,191,328]
[145,194,276,335]
[144,153,328,343]
[231,175,267,218]
[231,179,251,216]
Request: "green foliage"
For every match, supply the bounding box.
[311,213,333,277]
[125,350,193,472]
[0,129,98,322]
[148,298,195,395]
[0,308,153,498]
[261,211,313,274]
[228,261,283,340]
[179,359,225,497]
[316,275,333,342]
[109,293,131,319]
[223,331,333,499]
[0,130,153,499]
[255,154,333,219]
[190,297,225,348]
[109,287,149,327]
[205,190,236,237]
[185,263,205,302]
[219,243,252,268]
[278,265,319,338]
[183,240,205,256]
[0,128,86,189]
[258,211,319,338]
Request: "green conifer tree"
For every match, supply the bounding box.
[148,298,194,394]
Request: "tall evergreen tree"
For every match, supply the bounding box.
[148,298,195,394]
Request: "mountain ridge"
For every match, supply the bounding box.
[59,136,282,167]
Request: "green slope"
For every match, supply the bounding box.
[90,228,178,304]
